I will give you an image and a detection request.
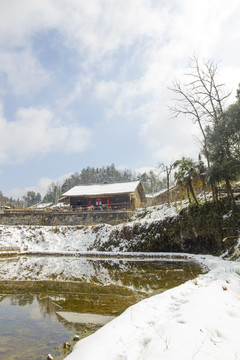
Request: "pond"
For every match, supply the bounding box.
[0,255,205,359]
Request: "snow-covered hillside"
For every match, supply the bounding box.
[0,203,184,253]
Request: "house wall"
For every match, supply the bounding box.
[152,187,185,205]
[63,182,146,210]
[131,189,142,209]
[69,194,132,210]
[152,184,203,206]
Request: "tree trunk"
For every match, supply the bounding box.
[188,180,199,205]
[210,182,218,203]
[225,179,235,205]
[166,169,170,205]
[186,187,192,204]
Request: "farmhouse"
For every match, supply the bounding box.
[60,180,146,210]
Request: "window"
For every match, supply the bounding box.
[96,198,102,206]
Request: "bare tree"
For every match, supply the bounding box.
[169,56,231,200]
[158,162,174,205]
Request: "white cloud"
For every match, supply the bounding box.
[0,1,175,98]
[0,0,61,46]
[57,0,168,59]
[57,74,92,109]
[0,48,50,95]
[5,172,73,199]
[0,0,61,94]
[0,106,92,164]
[86,0,240,164]
[1,0,239,101]
[94,80,119,102]
[0,0,240,172]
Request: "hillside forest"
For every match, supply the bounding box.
[0,164,167,208]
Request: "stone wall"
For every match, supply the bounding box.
[0,210,132,226]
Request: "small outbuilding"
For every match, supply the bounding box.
[60,180,146,210]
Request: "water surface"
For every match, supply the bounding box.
[0,255,204,359]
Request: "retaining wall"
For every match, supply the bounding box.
[0,210,132,226]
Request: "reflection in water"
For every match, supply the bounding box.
[0,256,204,359]
[8,294,34,306]
[0,256,202,290]
[0,295,77,360]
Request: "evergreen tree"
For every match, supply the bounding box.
[206,95,240,203]
[139,171,166,195]
[43,183,62,204]
[60,164,135,194]
[173,157,199,205]
[23,191,42,207]
[41,164,167,201]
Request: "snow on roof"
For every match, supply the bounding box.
[62,181,141,197]
[29,202,53,209]
[145,188,168,198]
[151,186,179,198]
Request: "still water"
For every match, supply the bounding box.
[0,255,204,359]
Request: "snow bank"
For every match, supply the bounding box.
[0,202,186,253]
[65,255,240,360]
[0,224,112,253]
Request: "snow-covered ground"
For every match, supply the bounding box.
[0,202,186,253]
[0,224,110,253]
[65,254,240,360]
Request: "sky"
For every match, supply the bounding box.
[1,0,240,199]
